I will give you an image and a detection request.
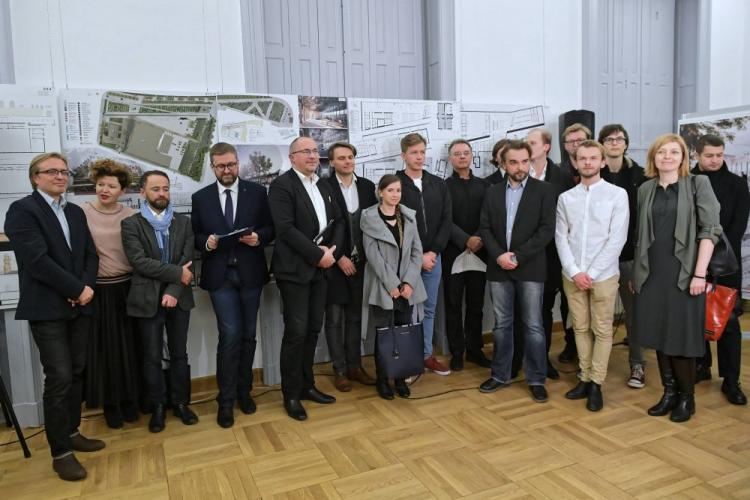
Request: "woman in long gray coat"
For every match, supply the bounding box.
[633,133,721,423]
[361,174,427,400]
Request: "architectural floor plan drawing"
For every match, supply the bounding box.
[217,94,299,145]
[460,102,545,177]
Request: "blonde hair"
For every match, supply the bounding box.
[644,133,690,178]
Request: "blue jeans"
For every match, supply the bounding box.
[489,280,546,386]
[209,268,263,405]
[421,253,442,358]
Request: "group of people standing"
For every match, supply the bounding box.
[5,122,748,482]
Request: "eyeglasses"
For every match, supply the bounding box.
[564,139,586,146]
[290,149,320,157]
[213,162,238,171]
[37,169,70,177]
[603,137,626,145]
[451,151,472,157]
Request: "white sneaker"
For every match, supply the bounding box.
[627,364,645,389]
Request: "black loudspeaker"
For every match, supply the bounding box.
[558,109,596,144]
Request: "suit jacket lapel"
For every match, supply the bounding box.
[169,216,180,264]
[138,214,161,259]
[289,170,319,233]
[32,191,71,254]
[497,181,509,248]
[510,180,533,246]
[235,181,248,229]
[212,182,235,232]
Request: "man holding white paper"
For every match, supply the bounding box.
[191,142,274,428]
[443,139,491,371]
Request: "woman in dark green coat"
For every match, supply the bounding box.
[633,133,721,423]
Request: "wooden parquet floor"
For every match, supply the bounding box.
[2,331,750,499]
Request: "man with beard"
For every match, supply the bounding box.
[556,140,628,411]
[692,134,750,405]
[479,140,556,403]
[122,170,197,433]
[191,142,274,427]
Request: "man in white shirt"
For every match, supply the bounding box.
[555,140,628,411]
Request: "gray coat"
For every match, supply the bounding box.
[360,204,427,339]
[121,212,195,318]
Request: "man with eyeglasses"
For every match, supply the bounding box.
[268,136,343,421]
[5,152,104,481]
[597,124,647,389]
[443,139,491,371]
[191,142,274,427]
[559,123,592,188]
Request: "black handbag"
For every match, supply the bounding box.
[376,314,425,380]
[692,177,739,277]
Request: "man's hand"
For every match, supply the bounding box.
[317,245,337,268]
[238,232,260,247]
[206,234,218,251]
[422,251,437,271]
[400,283,413,299]
[181,261,194,285]
[466,236,483,253]
[389,288,401,299]
[77,285,94,306]
[161,294,178,308]
[572,272,593,291]
[497,252,517,270]
[337,255,357,276]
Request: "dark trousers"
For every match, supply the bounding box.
[138,307,190,407]
[443,269,486,357]
[370,304,413,380]
[324,272,364,375]
[699,313,742,384]
[277,271,327,399]
[209,268,262,405]
[30,315,91,458]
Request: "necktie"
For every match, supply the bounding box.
[224,189,234,229]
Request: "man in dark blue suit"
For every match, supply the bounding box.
[191,142,274,428]
[4,152,104,481]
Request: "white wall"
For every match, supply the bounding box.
[10,0,246,93]
[708,0,750,109]
[454,0,583,161]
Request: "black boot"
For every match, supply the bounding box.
[670,356,696,423]
[648,352,678,416]
[376,378,394,400]
[586,382,603,412]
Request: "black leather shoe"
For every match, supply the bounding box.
[217,405,234,428]
[53,454,87,481]
[669,394,695,422]
[301,387,336,404]
[479,378,509,393]
[466,353,492,368]
[558,344,577,364]
[722,382,748,405]
[149,404,166,433]
[376,379,394,400]
[238,396,257,414]
[530,385,549,403]
[586,382,603,412]
[71,433,106,452]
[547,361,560,380]
[565,381,590,400]
[695,366,712,383]
[173,404,199,425]
[450,355,464,372]
[394,378,410,398]
[648,390,679,416]
[284,399,307,421]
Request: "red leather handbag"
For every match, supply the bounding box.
[704,284,738,341]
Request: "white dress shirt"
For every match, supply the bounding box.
[336,173,359,213]
[217,178,239,223]
[555,178,629,282]
[530,159,547,180]
[293,168,328,234]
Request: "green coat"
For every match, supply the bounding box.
[633,175,722,293]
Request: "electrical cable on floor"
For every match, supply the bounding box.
[0,428,45,447]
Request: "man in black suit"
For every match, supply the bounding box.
[443,139,491,371]
[5,152,104,481]
[191,142,274,427]
[268,136,343,420]
[478,140,556,403]
[121,170,197,433]
[323,142,377,392]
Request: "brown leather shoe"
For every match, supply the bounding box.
[347,367,376,386]
[334,374,352,392]
[71,433,106,452]
[53,454,87,481]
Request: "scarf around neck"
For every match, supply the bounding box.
[140,202,174,252]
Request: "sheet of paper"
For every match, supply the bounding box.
[451,249,487,274]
